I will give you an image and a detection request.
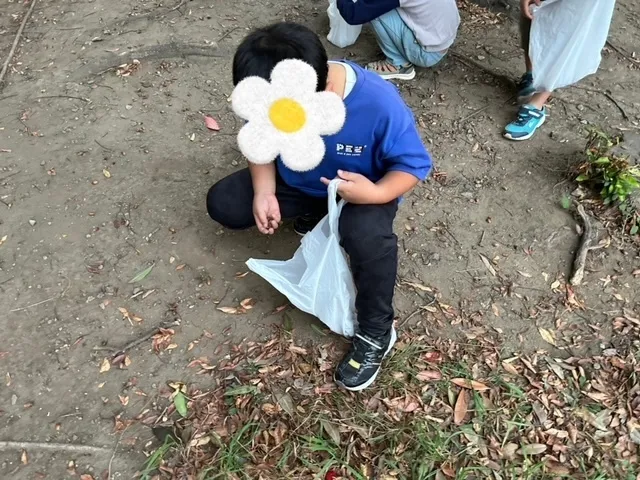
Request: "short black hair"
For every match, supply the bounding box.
[232,22,328,91]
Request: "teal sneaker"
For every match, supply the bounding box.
[517,71,536,104]
[504,105,546,141]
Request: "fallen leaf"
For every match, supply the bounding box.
[176,264,186,271]
[550,279,561,290]
[451,378,489,391]
[204,115,220,131]
[274,390,295,417]
[119,395,129,406]
[479,254,496,276]
[217,306,239,314]
[80,475,95,480]
[128,264,154,283]
[240,298,255,310]
[173,391,188,417]
[99,358,111,373]
[103,169,111,178]
[416,370,442,382]
[517,270,532,278]
[491,303,500,317]
[402,281,432,292]
[501,361,519,375]
[454,389,468,425]
[321,420,341,446]
[632,268,640,277]
[21,450,27,465]
[0,235,7,247]
[289,345,308,355]
[517,443,547,456]
[538,327,557,346]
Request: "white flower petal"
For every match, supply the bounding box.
[305,91,347,136]
[270,59,318,97]
[237,121,282,165]
[231,76,272,121]
[279,131,325,172]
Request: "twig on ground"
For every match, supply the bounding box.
[35,95,91,103]
[0,0,38,91]
[606,40,640,65]
[570,204,599,286]
[9,279,70,313]
[450,51,515,88]
[108,426,128,480]
[95,139,114,151]
[93,322,176,355]
[171,0,186,11]
[0,441,109,454]
[572,86,629,120]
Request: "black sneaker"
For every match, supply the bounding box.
[293,213,323,236]
[334,327,397,391]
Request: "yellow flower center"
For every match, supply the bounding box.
[268,98,306,133]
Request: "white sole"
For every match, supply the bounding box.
[379,70,416,81]
[334,327,397,392]
[503,114,546,141]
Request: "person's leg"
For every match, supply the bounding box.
[368,9,416,80]
[206,168,326,229]
[504,13,551,141]
[333,200,398,391]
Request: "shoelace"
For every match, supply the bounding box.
[515,107,538,126]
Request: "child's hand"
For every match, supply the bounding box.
[320,170,382,204]
[253,192,281,234]
[521,0,541,20]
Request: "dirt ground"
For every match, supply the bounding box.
[1,0,639,478]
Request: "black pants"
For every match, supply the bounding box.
[206,168,398,338]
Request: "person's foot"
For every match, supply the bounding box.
[366,60,415,81]
[503,104,546,141]
[293,213,323,236]
[516,71,536,104]
[334,327,397,391]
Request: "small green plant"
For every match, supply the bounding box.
[575,130,640,234]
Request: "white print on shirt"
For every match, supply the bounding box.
[336,143,367,156]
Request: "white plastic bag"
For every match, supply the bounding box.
[327,0,362,48]
[530,0,616,92]
[246,180,357,337]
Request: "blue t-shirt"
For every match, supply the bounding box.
[277,62,432,197]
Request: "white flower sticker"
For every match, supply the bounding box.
[231,59,346,172]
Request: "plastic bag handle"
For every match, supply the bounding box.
[327,179,343,235]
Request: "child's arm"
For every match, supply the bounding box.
[336,0,399,26]
[249,162,281,235]
[321,170,418,204]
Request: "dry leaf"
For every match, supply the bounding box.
[517,270,532,278]
[538,327,557,346]
[454,389,468,425]
[501,361,519,375]
[479,254,496,276]
[240,298,255,310]
[451,378,489,391]
[517,443,547,456]
[119,395,129,406]
[99,358,111,373]
[204,115,220,131]
[632,268,640,277]
[550,279,561,290]
[0,235,7,247]
[217,306,239,314]
[491,303,500,317]
[416,370,442,382]
[176,264,186,271]
[289,345,308,355]
[103,169,111,178]
[21,450,27,465]
[402,281,432,292]
[80,475,95,480]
